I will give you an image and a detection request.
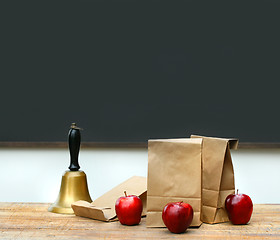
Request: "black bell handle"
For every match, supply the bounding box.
[68,123,81,171]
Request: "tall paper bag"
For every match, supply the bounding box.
[191,135,238,224]
[146,138,203,227]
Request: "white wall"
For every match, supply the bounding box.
[1,148,279,204]
[231,149,280,204]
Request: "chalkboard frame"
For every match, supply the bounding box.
[0,141,279,149]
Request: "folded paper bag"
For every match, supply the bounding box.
[71,176,147,222]
[191,135,238,224]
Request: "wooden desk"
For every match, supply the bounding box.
[0,203,279,239]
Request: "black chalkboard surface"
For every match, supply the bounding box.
[1,0,280,145]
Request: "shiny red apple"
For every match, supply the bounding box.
[225,190,253,225]
[115,191,143,225]
[162,201,193,234]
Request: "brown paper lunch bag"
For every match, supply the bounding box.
[146,136,238,227]
[71,176,147,222]
[191,135,238,224]
[146,138,203,227]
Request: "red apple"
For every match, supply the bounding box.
[225,190,253,225]
[162,201,193,234]
[115,191,143,225]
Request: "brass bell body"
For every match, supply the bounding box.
[48,123,92,214]
[48,170,92,214]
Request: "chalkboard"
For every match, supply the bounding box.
[1,0,280,144]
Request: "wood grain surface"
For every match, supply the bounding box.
[0,203,279,239]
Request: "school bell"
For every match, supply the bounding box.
[48,123,92,214]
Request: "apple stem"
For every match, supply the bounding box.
[124,191,127,197]
[237,189,239,195]
[179,201,183,205]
